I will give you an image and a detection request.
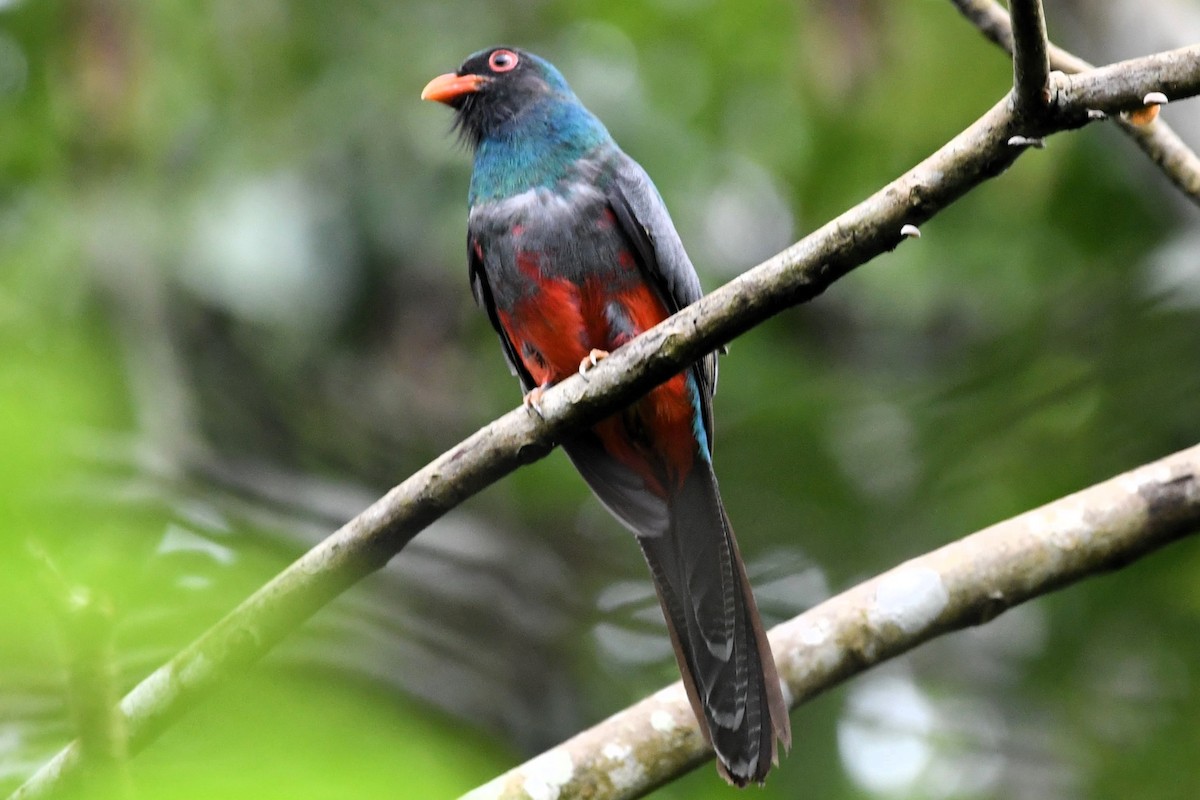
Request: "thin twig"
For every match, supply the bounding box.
[1117,118,1200,200]
[29,548,134,800]
[9,42,1200,800]
[463,444,1200,800]
[61,591,134,800]
[949,0,1200,206]
[1008,0,1052,116]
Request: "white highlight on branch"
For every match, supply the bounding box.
[521,749,574,800]
[649,710,677,733]
[1118,461,1179,496]
[120,667,177,717]
[798,617,831,647]
[1007,135,1046,148]
[868,566,950,636]
[601,742,646,791]
[787,615,842,678]
[1025,500,1091,552]
[653,684,687,705]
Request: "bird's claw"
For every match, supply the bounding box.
[523,384,548,418]
[577,349,611,380]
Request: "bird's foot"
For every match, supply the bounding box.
[523,383,550,418]
[577,349,611,379]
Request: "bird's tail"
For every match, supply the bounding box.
[636,461,792,786]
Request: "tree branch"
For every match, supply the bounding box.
[10,43,1200,800]
[30,551,132,799]
[1118,118,1200,200]
[949,0,1200,206]
[462,444,1200,800]
[949,0,1085,71]
[1008,0,1051,116]
[1055,46,1200,116]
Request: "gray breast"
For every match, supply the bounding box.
[470,182,634,299]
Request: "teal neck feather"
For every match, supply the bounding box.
[468,97,612,205]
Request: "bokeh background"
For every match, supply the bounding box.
[3,0,1200,798]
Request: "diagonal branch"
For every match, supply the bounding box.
[949,0,1200,206]
[462,444,1200,800]
[949,0,1086,71]
[1119,118,1200,201]
[1008,0,1052,116]
[9,43,1200,800]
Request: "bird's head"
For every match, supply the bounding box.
[421,46,577,149]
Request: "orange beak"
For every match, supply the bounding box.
[421,72,488,104]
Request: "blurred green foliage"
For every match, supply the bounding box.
[2,0,1199,798]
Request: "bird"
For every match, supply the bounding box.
[421,46,791,786]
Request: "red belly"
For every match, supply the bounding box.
[498,277,697,496]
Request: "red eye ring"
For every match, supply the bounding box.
[489,49,519,73]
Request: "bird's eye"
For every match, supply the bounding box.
[488,49,519,73]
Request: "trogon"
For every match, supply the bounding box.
[422,46,790,786]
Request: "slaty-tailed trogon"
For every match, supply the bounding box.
[422,46,791,786]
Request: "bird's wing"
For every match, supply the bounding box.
[607,154,718,449]
[468,232,535,392]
